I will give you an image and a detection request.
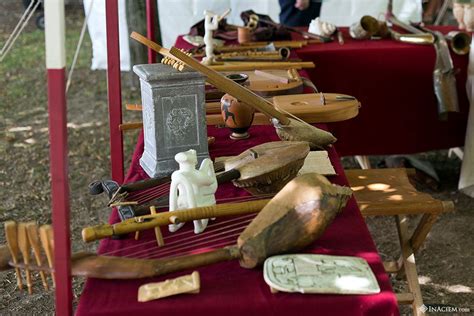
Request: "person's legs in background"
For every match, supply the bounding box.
[279,0,321,26]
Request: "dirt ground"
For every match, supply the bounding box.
[0,2,472,315]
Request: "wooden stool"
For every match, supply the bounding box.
[346,168,454,316]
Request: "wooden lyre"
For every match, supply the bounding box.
[1,173,352,283]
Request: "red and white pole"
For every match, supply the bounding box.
[44,0,73,314]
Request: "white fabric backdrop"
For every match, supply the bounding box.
[157,0,280,48]
[320,0,422,26]
[83,0,131,71]
[459,36,474,197]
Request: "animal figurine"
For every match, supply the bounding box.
[168,149,217,234]
[202,10,219,65]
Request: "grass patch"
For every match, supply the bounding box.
[1,14,94,113]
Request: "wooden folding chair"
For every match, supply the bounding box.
[346,168,454,316]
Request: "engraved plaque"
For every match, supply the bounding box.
[264,254,381,295]
[162,95,198,147]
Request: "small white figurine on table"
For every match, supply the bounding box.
[169,149,217,234]
[202,10,219,65]
[308,17,336,37]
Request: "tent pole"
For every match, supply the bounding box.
[44,0,72,314]
[105,0,124,183]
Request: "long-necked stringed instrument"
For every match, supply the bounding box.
[123,92,360,128]
[2,173,352,285]
[130,32,337,149]
[92,141,310,220]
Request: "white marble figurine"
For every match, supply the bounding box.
[169,149,217,234]
[308,17,336,38]
[202,10,219,65]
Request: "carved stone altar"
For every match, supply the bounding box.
[133,63,209,177]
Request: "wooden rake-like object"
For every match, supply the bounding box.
[130,32,337,149]
[1,174,352,281]
[3,222,54,294]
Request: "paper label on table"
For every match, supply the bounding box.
[215,150,335,176]
[297,151,336,176]
[263,254,380,295]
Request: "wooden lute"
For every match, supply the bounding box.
[2,174,352,281]
[103,141,310,218]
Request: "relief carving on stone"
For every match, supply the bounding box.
[166,107,195,140]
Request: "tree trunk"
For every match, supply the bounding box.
[125,0,162,87]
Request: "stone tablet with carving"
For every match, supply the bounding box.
[263,254,380,295]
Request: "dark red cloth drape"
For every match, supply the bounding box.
[296,26,470,156]
[76,127,398,316]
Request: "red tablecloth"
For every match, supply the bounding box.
[76,126,398,316]
[296,26,470,156]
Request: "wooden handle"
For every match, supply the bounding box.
[72,246,240,279]
[216,41,307,51]
[17,223,32,294]
[82,199,269,243]
[169,47,290,125]
[39,225,55,286]
[26,222,49,290]
[168,199,268,224]
[125,104,142,111]
[130,32,176,59]
[4,221,20,263]
[4,221,23,290]
[119,122,143,131]
[209,62,314,72]
[152,246,240,277]
[82,224,114,243]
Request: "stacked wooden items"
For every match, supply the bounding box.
[1,9,454,315]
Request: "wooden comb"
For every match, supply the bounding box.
[2,222,55,294]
